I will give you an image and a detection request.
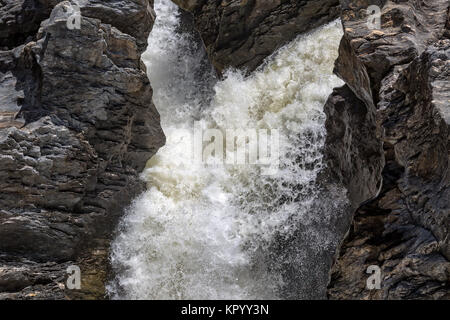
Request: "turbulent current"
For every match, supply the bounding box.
[108,0,345,299]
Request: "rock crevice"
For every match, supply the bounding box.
[325,0,449,299]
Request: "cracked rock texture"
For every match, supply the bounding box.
[172,0,340,74]
[325,0,449,299]
[0,0,164,299]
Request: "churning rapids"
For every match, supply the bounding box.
[108,0,346,299]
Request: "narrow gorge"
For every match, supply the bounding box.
[108,0,346,299]
[0,0,448,300]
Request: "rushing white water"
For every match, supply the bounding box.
[108,0,345,299]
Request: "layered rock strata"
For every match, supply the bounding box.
[325,0,449,299]
[0,0,164,299]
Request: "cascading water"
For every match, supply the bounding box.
[108,0,346,299]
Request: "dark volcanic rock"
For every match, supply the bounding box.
[172,0,340,74]
[325,0,450,299]
[0,0,164,299]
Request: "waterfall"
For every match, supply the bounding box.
[108,0,345,299]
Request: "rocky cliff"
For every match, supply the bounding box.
[0,0,165,299]
[326,0,449,299]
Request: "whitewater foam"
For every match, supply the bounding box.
[108,0,345,299]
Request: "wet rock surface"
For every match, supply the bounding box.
[0,0,164,299]
[172,0,341,74]
[325,0,449,299]
[324,84,384,211]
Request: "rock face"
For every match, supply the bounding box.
[325,0,450,299]
[0,0,164,299]
[172,0,340,74]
